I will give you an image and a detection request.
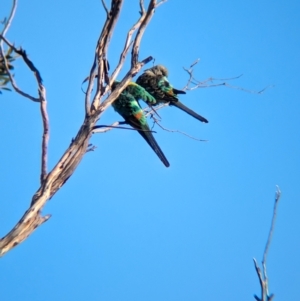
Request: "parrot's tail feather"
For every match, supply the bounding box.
[171,101,209,123]
[173,88,186,95]
[138,130,170,168]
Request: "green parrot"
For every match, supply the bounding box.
[111,81,170,167]
[136,65,209,123]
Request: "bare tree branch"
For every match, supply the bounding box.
[150,115,208,142]
[0,1,50,183]
[39,86,49,183]
[131,0,157,67]
[156,0,168,7]
[109,3,149,87]
[92,0,124,110]
[263,186,281,266]
[101,0,109,16]
[0,0,166,257]
[92,122,155,134]
[0,0,17,37]
[13,47,50,182]
[139,0,145,15]
[0,35,41,101]
[182,60,273,94]
[253,186,281,301]
[0,1,38,100]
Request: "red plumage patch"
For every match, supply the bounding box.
[134,111,143,120]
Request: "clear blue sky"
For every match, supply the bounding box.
[1,0,299,300]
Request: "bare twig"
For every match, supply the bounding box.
[131,0,157,67]
[263,186,281,266]
[0,1,49,183]
[139,0,145,15]
[253,186,281,301]
[182,58,200,91]
[0,1,33,99]
[101,0,109,15]
[109,3,148,87]
[84,56,97,115]
[221,82,273,94]
[156,0,168,8]
[144,102,170,116]
[0,36,41,102]
[82,8,147,105]
[92,0,124,110]
[92,121,121,134]
[86,144,97,152]
[150,115,207,142]
[92,122,156,134]
[0,0,17,37]
[11,46,49,182]
[39,86,49,182]
[182,60,273,94]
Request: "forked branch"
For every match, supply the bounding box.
[182,59,273,94]
[0,0,165,256]
[253,186,281,301]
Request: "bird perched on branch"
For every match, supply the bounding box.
[111,81,170,167]
[136,65,209,123]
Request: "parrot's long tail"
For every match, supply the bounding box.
[171,100,209,123]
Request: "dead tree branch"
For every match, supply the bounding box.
[149,114,208,142]
[1,0,17,37]
[0,35,40,102]
[253,186,281,301]
[0,0,165,256]
[1,0,49,184]
[101,0,109,15]
[182,59,273,94]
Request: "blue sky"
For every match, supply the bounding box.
[1,0,299,300]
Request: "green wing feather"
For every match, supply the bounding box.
[136,66,209,123]
[126,82,157,104]
[112,85,170,167]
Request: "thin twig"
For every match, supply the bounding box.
[0,0,17,37]
[101,0,109,15]
[0,38,40,102]
[222,82,274,94]
[10,47,50,182]
[84,55,97,115]
[92,121,120,133]
[253,258,265,301]
[182,60,273,94]
[144,102,207,141]
[92,122,156,134]
[182,59,200,91]
[156,0,168,8]
[109,4,147,88]
[253,186,281,301]
[144,102,170,116]
[86,144,97,152]
[139,0,145,15]
[263,186,281,267]
[151,116,208,142]
[131,0,160,67]
[92,0,124,110]
[0,1,49,182]
[39,86,49,182]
